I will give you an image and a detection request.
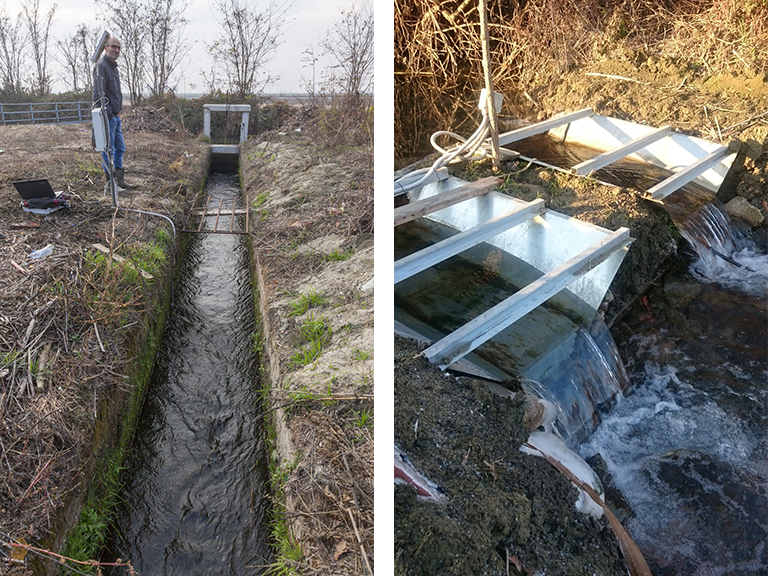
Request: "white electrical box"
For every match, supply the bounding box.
[92,108,108,152]
[478,89,503,114]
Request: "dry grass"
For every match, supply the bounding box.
[394,0,768,159]
[240,132,373,576]
[0,119,205,572]
[282,405,374,575]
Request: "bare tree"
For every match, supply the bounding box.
[146,0,189,97]
[58,24,98,92]
[98,0,147,106]
[0,7,27,96]
[209,0,293,97]
[21,0,56,95]
[322,0,373,104]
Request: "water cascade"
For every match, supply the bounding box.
[505,131,768,573]
[395,217,630,446]
[583,183,768,573]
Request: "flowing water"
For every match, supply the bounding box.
[104,173,272,575]
[509,135,768,573]
[398,133,768,573]
[582,251,768,575]
[394,218,629,445]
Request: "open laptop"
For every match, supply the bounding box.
[12,178,57,200]
[13,179,68,214]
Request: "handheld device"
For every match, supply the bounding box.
[91,30,109,64]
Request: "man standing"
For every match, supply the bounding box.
[93,36,136,191]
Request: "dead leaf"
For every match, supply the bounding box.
[507,551,522,572]
[10,537,28,563]
[333,539,349,560]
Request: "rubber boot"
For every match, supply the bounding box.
[115,167,137,190]
[104,170,125,194]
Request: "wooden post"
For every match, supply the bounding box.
[479,0,501,171]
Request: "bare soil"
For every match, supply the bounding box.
[394,6,768,574]
[0,111,206,575]
[0,109,374,575]
[241,134,374,575]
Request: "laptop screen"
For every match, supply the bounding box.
[13,179,56,200]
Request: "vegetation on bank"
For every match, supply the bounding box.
[395,0,768,158]
[0,107,207,574]
[241,121,373,574]
[50,212,190,574]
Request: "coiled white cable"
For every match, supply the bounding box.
[394,107,492,196]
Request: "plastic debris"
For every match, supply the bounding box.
[30,244,53,259]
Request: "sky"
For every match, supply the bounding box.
[3,0,346,95]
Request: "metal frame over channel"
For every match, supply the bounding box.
[394,198,546,283]
[395,183,632,373]
[395,107,736,372]
[420,227,631,369]
[497,108,736,200]
[183,194,252,235]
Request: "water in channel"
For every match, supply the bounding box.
[104,173,272,575]
[397,134,768,574]
[510,133,768,573]
[581,245,768,575]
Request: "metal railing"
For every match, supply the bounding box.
[0,101,91,125]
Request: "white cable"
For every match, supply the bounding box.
[433,115,491,161]
[394,108,492,196]
[123,208,177,239]
[70,185,177,238]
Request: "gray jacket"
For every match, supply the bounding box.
[93,56,122,119]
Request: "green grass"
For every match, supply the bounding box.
[1,350,21,370]
[272,516,303,568]
[253,191,269,207]
[125,241,168,278]
[290,337,325,367]
[354,407,374,428]
[290,315,332,367]
[252,332,264,355]
[323,248,353,262]
[288,289,328,317]
[299,315,331,343]
[352,348,371,362]
[268,453,303,574]
[61,457,125,573]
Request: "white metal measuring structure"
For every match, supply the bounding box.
[394,103,738,377]
[185,104,254,236]
[203,104,251,154]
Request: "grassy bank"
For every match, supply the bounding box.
[55,230,192,573]
[242,131,374,575]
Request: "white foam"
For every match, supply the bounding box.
[690,245,768,296]
[581,362,761,570]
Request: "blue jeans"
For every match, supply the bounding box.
[102,114,126,172]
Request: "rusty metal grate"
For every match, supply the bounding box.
[183,194,251,235]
